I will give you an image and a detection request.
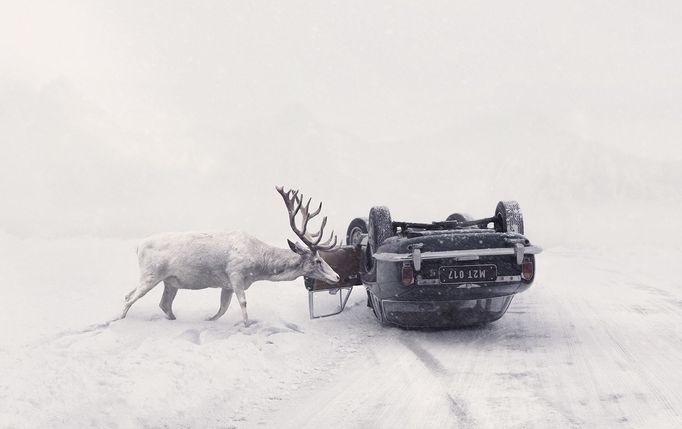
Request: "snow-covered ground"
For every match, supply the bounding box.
[1,235,680,428]
[3,2,682,427]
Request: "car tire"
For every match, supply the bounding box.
[346,217,369,285]
[363,206,393,283]
[446,213,473,222]
[346,217,368,246]
[494,201,524,234]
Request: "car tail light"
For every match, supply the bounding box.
[521,257,534,281]
[401,263,414,286]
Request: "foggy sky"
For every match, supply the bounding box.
[1,1,681,241]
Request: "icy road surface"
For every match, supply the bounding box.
[0,238,680,428]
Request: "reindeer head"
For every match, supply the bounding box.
[276,186,340,284]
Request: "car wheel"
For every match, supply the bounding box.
[345,217,368,246]
[363,206,393,283]
[446,213,473,222]
[494,201,524,234]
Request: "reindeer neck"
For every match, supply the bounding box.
[255,246,306,282]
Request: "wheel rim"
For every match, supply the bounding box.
[348,226,363,246]
[496,212,504,232]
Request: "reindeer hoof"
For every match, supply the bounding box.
[159,307,176,320]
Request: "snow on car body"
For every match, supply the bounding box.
[305,201,542,328]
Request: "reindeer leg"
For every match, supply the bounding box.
[206,288,233,321]
[120,276,160,319]
[159,282,178,320]
[233,287,250,327]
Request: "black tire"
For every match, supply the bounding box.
[446,213,473,222]
[346,217,368,246]
[494,201,524,234]
[368,206,393,250]
[363,206,393,283]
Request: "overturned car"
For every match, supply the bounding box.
[305,201,542,328]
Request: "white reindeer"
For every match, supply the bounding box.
[119,187,340,325]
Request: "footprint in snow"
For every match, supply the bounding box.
[50,318,119,348]
[282,321,304,333]
[233,319,260,328]
[177,329,203,345]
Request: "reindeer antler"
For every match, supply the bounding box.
[276,186,338,251]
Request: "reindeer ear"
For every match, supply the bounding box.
[287,239,307,255]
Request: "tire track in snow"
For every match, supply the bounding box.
[399,334,475,428]
[398,335,449,376]
[593,283,682,424]
[536,253,682,427]
[260,319,468,428]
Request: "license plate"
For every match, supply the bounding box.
[439,264,497,284]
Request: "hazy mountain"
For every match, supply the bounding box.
[1,79,679,241]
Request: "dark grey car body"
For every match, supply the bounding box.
[366,229,539,328]
[305,201,542,328]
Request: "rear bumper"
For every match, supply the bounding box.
[377,295,514,328]
[374,244,542,267]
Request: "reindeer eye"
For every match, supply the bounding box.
[315,260,322,265]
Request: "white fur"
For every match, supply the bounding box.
[120,231,340,325]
